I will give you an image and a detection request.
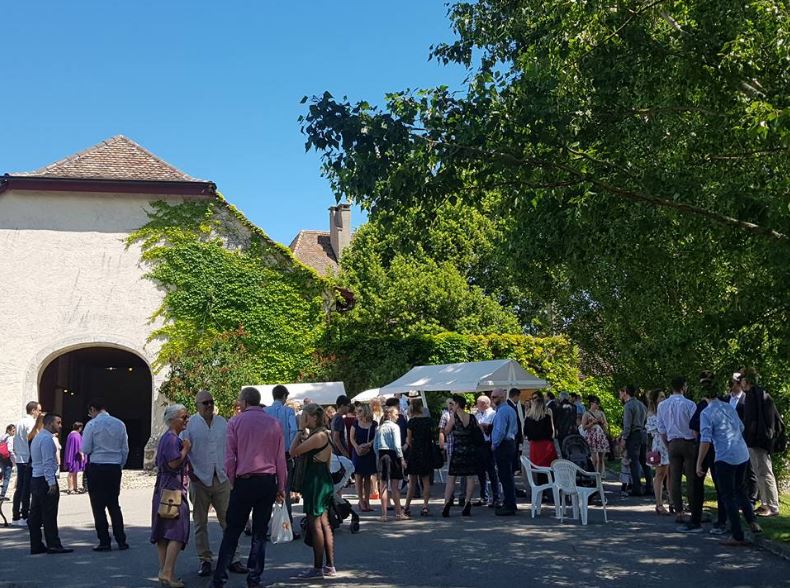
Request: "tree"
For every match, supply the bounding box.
[301,0,790,388]
[334,217,522,339]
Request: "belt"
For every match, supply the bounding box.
[237,473,275,479]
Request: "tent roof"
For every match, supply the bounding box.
[351,388,383,402]
[243,382,346,407]
[379,359,547,394]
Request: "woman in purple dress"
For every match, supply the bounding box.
[150,404,191,588]
[63,422,85,494]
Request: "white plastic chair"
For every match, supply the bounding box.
[551,459,608,525]
[520,456,560,518]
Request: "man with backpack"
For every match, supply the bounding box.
[740,368,785,517]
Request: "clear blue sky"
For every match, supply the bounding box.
[1,1,466,244]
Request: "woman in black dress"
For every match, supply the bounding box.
[404,398,434,517]
[442,394,479,517]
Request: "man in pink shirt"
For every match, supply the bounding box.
[212,387,286,588]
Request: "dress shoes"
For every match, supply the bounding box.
[30,544,48,555]
[229,561,249,574]
[117,542,130,551]
[198,561,212,577]
[47,546,74,554]
[495,507,516,516]
[93,544,112,552]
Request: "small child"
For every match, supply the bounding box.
[617,438,632,497]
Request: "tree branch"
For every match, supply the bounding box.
[415,135,788,242]
[580,0,670,59]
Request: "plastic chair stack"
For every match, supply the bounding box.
[551,458,608,525]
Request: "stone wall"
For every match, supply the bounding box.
[0,189,211,466]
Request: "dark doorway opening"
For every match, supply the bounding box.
[39,347,152,469]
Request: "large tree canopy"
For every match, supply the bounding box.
[302,0,790,388]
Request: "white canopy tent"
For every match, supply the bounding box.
[351,388,383,403]
[379,359,547,394]
[243,382,346,407]
[351,387,430,418]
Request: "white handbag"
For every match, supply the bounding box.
[270,503,293,544]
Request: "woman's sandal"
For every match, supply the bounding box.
[420,507,431,517]
[403,507,411,517]
[395,512,410,521]
[379,514,388,522]
[655,505,670,516]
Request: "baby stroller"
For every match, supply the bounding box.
[561,434,596,487]
[329,454,360,533]
[301,454,360,543]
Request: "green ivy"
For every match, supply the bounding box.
[127,197,328,415]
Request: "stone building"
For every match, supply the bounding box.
[0,135,316,468]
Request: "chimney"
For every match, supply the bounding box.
[329,203,352,259]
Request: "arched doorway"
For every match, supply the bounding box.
[38,346,152,469]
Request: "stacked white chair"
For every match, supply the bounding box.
[551,459,608,525]
[520,455,560,518]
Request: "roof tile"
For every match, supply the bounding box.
[16,135,201,182]
[289,230,338,275]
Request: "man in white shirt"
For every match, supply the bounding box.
[184,390,247,577]
[474,395,500,507]
[82,399,129,551]
[12,400,41,526]
[657,376,698,523]
[28,413,72,554]
[729,372,745,411]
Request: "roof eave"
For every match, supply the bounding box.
[0,175,217,197]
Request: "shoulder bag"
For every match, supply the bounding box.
[158,487,182,519]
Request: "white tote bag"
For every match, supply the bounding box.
[270,503,294,544]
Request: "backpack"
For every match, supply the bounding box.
[0,437,10,461]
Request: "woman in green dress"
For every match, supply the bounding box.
[290,403,336,579]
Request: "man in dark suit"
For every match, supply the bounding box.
[507,388,525,476]
[730,373,758,504]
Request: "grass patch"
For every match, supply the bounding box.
[703,477,790,544]
[605,460,790,543]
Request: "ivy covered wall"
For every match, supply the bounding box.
[127,196,328,415]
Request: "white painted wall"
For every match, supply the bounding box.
[0,189,210,463]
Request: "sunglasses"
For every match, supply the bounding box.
[200,400,214,406]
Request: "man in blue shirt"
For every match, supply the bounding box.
[491,389,518,516]
[696,395,760,546]
[28,413,72,554]
[264,385,299,534]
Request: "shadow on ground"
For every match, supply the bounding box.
[0,479,788,588]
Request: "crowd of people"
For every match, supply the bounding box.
[0,367,785,585]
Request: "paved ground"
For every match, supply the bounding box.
[1,477,789,588]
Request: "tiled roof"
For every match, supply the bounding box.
[16,135,202,182]
[289,230,338,275]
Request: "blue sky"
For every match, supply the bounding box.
[0,1,467,244]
